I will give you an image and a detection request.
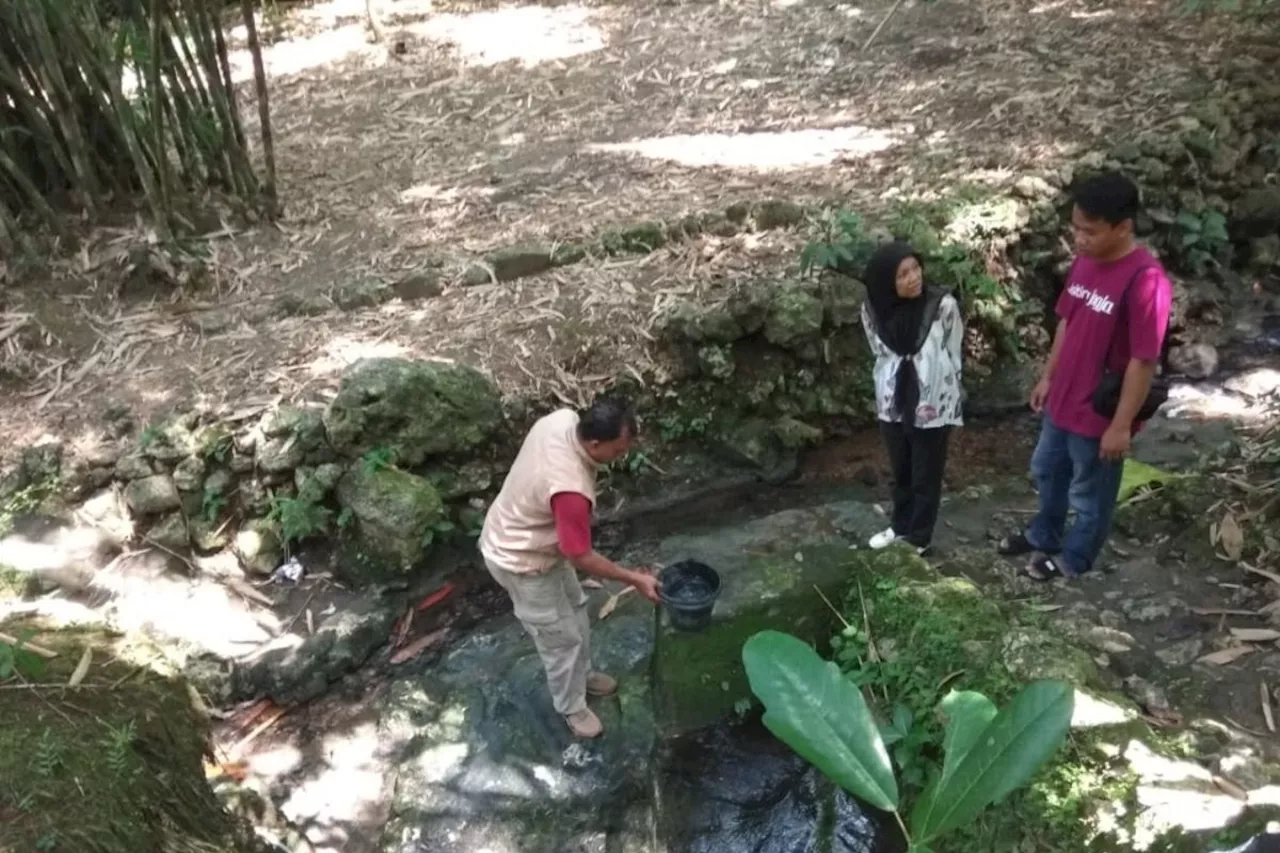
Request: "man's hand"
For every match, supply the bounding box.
[1099,424,1131,461]
[629,569,661,604]
[1029,378,1052,413]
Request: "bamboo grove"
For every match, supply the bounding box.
[0,0,275,246]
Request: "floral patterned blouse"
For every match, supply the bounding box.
[860,294,964,428]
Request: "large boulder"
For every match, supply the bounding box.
[1233,187,1280,237]
[336,466,444,571]
[323,359,503,466]
[124,475,181,517]
[763,282,824,350]
[379,601,655,853]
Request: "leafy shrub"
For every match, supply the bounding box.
[800,210,877,277]
[743,630,1074,852]
[268,493,332,549]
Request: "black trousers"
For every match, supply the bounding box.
[879,422,952,548]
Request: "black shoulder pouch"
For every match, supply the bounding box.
[1089,266,1169,423]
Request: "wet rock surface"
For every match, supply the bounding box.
[658,719,882,853]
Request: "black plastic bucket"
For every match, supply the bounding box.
[658,560,722,632]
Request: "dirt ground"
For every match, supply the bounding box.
[0,0,1272,459]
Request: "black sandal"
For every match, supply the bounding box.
[997,532,1037,557]
[1020,554,1068,582]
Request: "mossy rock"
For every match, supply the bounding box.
[762,281,824,350]
[0,620,260,853]
[335,466,444,575]
[652,501,908,734]
[323,358,504,466]
[602,221,667,255]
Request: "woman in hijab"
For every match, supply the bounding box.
[860,241,964,555]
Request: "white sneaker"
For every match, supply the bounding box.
[868,527,899,549]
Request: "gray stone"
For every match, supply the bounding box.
[256,436,305,473]
[1233,187,1280,237]
[488,245,555,281]
[274,291,331,317]
[147,513,190,553]
[141,420,197,463]
[237,479,271,516]
[1013,175,1055,200]
[186,309,236,335]
[115,453,154,481]
[460,264,493,287]
[80,442,121,469]
[230,453,255,474]
[233,520,283,577]
[1251,234,1280,269]
[124,475,181,516]
[232,590,400,705]
[1081,625,1138,655]
[1215,748,1274,790]
[332,279,393,311]
[296,462,344,498]
[323,358,503,466]
[190,518,229,553]
[750,199,805,230]
[1123,675,1171,712]
[204,468,234,496]
[378,599,655,853]
[425,460,493,501]
[1155,637,1205,667]
[762,282,823,350]
[1167,342,1219,379]
[336,467,444,572]
[392,271,443,301]
[819,273,864,328]
[0,513,120,593]
[172,456,207,492]
[1122,595,1183,623]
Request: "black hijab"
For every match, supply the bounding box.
[863,242,947,429]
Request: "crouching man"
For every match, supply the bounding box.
[480,397,660,738]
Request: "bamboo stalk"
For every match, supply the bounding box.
[0,145,70,239]
[238,0,276,212]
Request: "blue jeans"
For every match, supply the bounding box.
[1025,416,1124,576]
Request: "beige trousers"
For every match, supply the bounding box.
[485,559,591,716]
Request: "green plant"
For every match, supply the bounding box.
[658,410,712,443]
[0,632,47,682]
[1171,209,1229,273]
[362,446,395,474]
[420,518,456,550]
[101,720,138,781]
[742,631,1074,852]
[200,485,226,524]
[137,423,163,449]
[36,830,59,852]
[200,433,232,464]
[800,209,877,277]
[268,493,333,548]
[34,728,62,778]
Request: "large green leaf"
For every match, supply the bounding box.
[908,690,997,832]
[742,630,900,812]
[1118,459,1185,504]
[911,680,1073,842]
[938,691,998,779]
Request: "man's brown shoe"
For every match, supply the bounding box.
[565,708,603,738]
[586,672,618,697]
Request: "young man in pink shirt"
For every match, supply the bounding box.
[999,173,1173,580]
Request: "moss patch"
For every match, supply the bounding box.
[0,619,257,853]
[654,544,931,735]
